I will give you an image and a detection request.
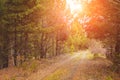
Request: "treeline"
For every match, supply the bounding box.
[0,0,87,68]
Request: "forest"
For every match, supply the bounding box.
[0,0,120,80]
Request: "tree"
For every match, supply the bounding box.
[82,0,120,72]
[0,0,70,67]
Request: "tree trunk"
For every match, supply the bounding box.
[23,33,28,61]
[56,31,59,56]
[114,26,120,73]
[13,25,17,66]
[3,30,9,68]
[40,33,45,58]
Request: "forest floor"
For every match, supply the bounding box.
[0,50,120,80]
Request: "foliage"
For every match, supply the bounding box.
[0,0,69,67]
[79,0,120,72]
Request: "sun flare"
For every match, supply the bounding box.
[66,0,83,14]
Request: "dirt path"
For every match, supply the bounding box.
[27,51,120,80]
[0,51,119,80]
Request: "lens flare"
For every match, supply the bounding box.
[66,0,83,14]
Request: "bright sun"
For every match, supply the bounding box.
[66,0,83,15]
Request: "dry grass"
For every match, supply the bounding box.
[0,54,70,80]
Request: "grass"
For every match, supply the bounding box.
[3,76,16,80]
[106,76,113,80]
[84,52,94,59]
[20,60,39,72]
[44,68,68,80]
[10,77,16,80]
